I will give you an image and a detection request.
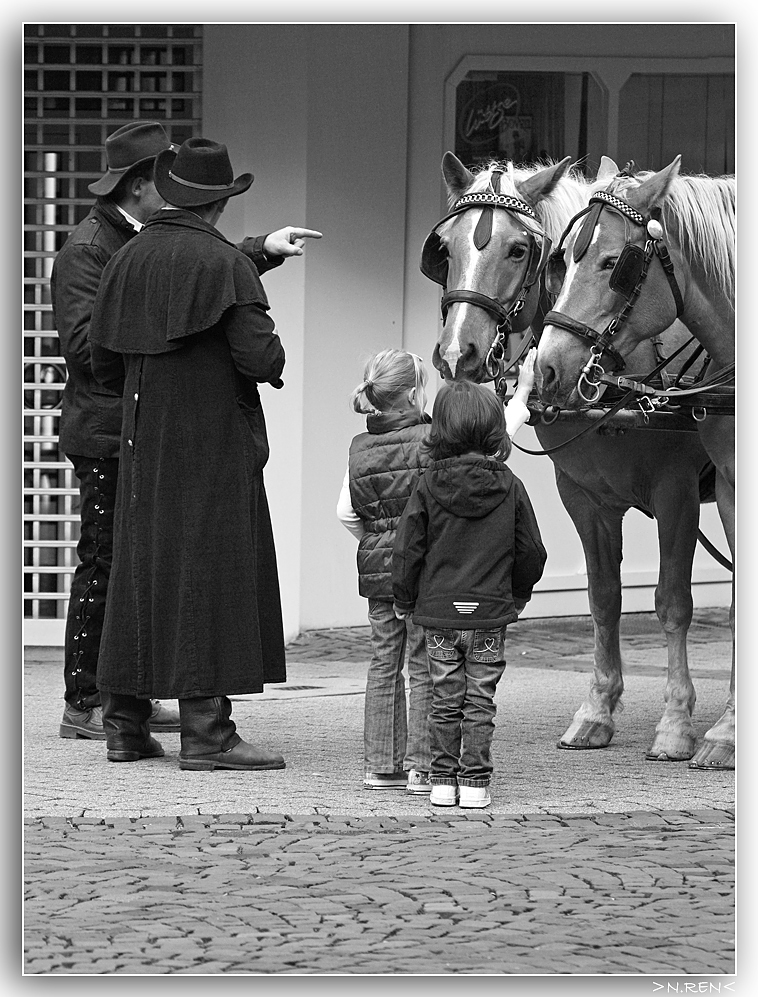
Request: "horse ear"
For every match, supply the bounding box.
[597,156,619,182]
[441,151,475,198]
[624,156,682,214]
[515,156,572,207]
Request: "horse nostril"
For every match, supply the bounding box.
[459,341,479,373]
[432,344,452,380]
[540,364,559,399]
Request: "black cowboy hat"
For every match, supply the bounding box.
[154,138,254,208]
[88,121,174,196]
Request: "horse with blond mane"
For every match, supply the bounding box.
[423,151,733,770]
[538,157,734,770]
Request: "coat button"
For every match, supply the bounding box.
[134,393,139,400]
[128,439,133,446]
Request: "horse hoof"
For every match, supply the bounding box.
[646,733,696,762]
[557,720,613,750]
[689,741,735,771]
[646,750,688,762]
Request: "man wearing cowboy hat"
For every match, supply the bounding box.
[51,123,321,746]
[87,137,303,771]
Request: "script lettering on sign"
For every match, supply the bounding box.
[458,84,520,147]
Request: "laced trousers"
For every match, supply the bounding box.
[63,455,118,709]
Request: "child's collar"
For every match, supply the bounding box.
[366,408,429,434]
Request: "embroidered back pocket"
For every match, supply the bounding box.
[425,629,457,661]
[472,629,505,663]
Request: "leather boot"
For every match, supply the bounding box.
[101,691,165,762]
[178,696,285,771]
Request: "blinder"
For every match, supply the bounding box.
[544,234,647,302]
[420,229,448,286]
[525,233,553,291]
[545,250,566,296]
[608,244,647,299]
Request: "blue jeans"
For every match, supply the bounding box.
[365,598,432,774]
[424,627,507,787]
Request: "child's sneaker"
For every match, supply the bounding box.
[459,785,491,808]
[406,769,431,795]
[429,783,458,806]
[363,771,408,790]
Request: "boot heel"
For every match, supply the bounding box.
[107,749,142,762]
[178,757,216,771]
[59,725,80,739]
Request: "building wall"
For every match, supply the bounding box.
[203,25,311,640]
[200,23,732,641]
[402,22,733,622]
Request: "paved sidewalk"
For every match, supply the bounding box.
[24,610,737,977]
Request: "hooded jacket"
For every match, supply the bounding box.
[392,453,547,629]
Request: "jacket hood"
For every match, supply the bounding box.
[426,454,514,518]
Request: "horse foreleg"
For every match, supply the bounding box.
[690,459,735,771]
[555,474,624,750]
[646,479,699,761]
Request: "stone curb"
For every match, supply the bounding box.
[26,807,735,833]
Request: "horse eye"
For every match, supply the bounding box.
[603,257,618,271]
[510,245,527,260]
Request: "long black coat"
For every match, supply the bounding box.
[89,209,287,698]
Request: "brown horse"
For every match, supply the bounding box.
[425,152,727,768]
[538,158,734,770]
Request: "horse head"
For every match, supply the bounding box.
[425,152,572,384]
[537,155,735,408]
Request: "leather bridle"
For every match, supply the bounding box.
[543,185,686,403]
[421,172,553,389]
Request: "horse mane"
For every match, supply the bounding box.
[607,171,735,306]
[461,160,597,245]
[462,160,735,306]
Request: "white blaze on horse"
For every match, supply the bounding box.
[423,151,733,771]
[539,158,735,771]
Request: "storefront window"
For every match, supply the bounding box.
[454,70,604,173]
[618,74,734,175]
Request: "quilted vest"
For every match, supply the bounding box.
[348,410,431,600]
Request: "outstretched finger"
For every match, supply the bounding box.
[289,228,323,241]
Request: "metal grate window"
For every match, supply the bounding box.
[23,24,202,635]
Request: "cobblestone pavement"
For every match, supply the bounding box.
[24,611,738,979]
[26,810,733,976]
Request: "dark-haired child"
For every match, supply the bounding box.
[392,378,547,808]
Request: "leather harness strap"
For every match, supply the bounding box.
[543,188,687,395]
[421,176,552,385]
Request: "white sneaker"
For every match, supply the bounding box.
[459,786,491,808]
[429,784,458,807]
[406,769,432,795]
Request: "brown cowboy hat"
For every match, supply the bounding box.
[154,138,254,207]
[88,120,174,196]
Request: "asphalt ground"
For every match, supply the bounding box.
[23,609,739,982]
